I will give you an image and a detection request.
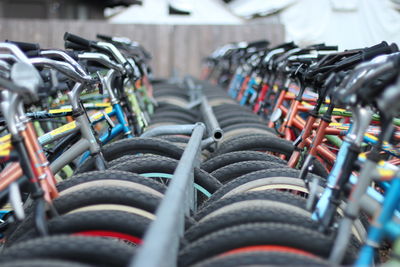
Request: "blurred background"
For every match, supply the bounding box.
[0,0,399,77]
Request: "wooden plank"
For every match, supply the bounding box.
[0,20,285,77]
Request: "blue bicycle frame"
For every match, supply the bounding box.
[356,174,400,266]
[78,102,133,163]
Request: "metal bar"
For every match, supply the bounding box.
[50,138,90,174]
[183,75,199,103]
[131,122,206,267]
[200,96,223,141]
[140,124,197,138]
[186,98,202,109]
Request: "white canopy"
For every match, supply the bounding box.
[109,0,243,24]
[228,0,295,18]
[281,0,400,50]
[230,0,400,49]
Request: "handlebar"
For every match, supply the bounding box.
[29,57,94,84]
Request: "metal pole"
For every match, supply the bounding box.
[200,96,223,142]
[131,122,206,267]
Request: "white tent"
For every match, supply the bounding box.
[108,0,243,24]
[281,0,400,50]
[228,0,295,19]
[229,0,400,49]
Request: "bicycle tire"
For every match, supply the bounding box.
[210,160,286,184]
[57,170,166,195]
[201,151,285,173]
[109,155,222,195]
[213,134,327,176]
[192,250,329,266]
[178,222,356,266]
[195,190,307,220]
[0,259,90,267]
[185,199,317,242]
[75,137,184,173]
[205,168,323,204]
[6,186,162,245]
[14,210,151,244]
[1,235,134,267]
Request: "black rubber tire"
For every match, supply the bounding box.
[178,222,356,266]
[109,155,222,195]
[157,135,191,144]
[217,133,276,146]
[154,105,199,119]
[14,210,151,244]
[215,112,260,122]
[213,134,328,177]
[151,111,196,123]
[210,160,286,184]
[214,134,293,157]
[213,104,251,112]
[185,199,317,243]
[154,89,188,99]
[195,190,307,220]
[149,117,190,125]
[0,259,90,267]
[57,170,167,195]
[6,186,162,245]
[75,137,184,173]
[1,235,135,267]
[192,250,329,267]
[201,151,286,173]
[222,123,274,134]
[218,117,265,128]
[205,168,323,205]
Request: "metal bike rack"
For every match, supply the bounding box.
[184,75,203,103]
[131,122,206,267]
[200,96,223,142]
[132,77,224,266]
[141,96,223,149]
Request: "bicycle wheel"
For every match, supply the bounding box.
[76,137,184,173]
[179,222,356,266]
[109,155,222,197]
[213,134,328,177]
[201,151,286,173]
[13,210,151,245]
[195,190,307,220]
[0,259,90,267]
[210,160,286,184]
[185,199,317,243]
[205,168,323,203]
[192,250,329,266]
[1,235,134,267]
[6,186,162,245]
[57,170,166,196]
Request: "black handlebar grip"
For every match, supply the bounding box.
[6,40,40,51]
[389,43,399,53]
[247,40,270,49]
[364,41,388,53]
[276,41,297,51]
[96,34,113,42]
[362,42,394,61]
[308,43,325,49]
[317,45,339,51]
[63,32,91,48]
[24,50,40,58]
[64,41,87,51]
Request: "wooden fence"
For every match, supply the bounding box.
[0,20,284,77]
